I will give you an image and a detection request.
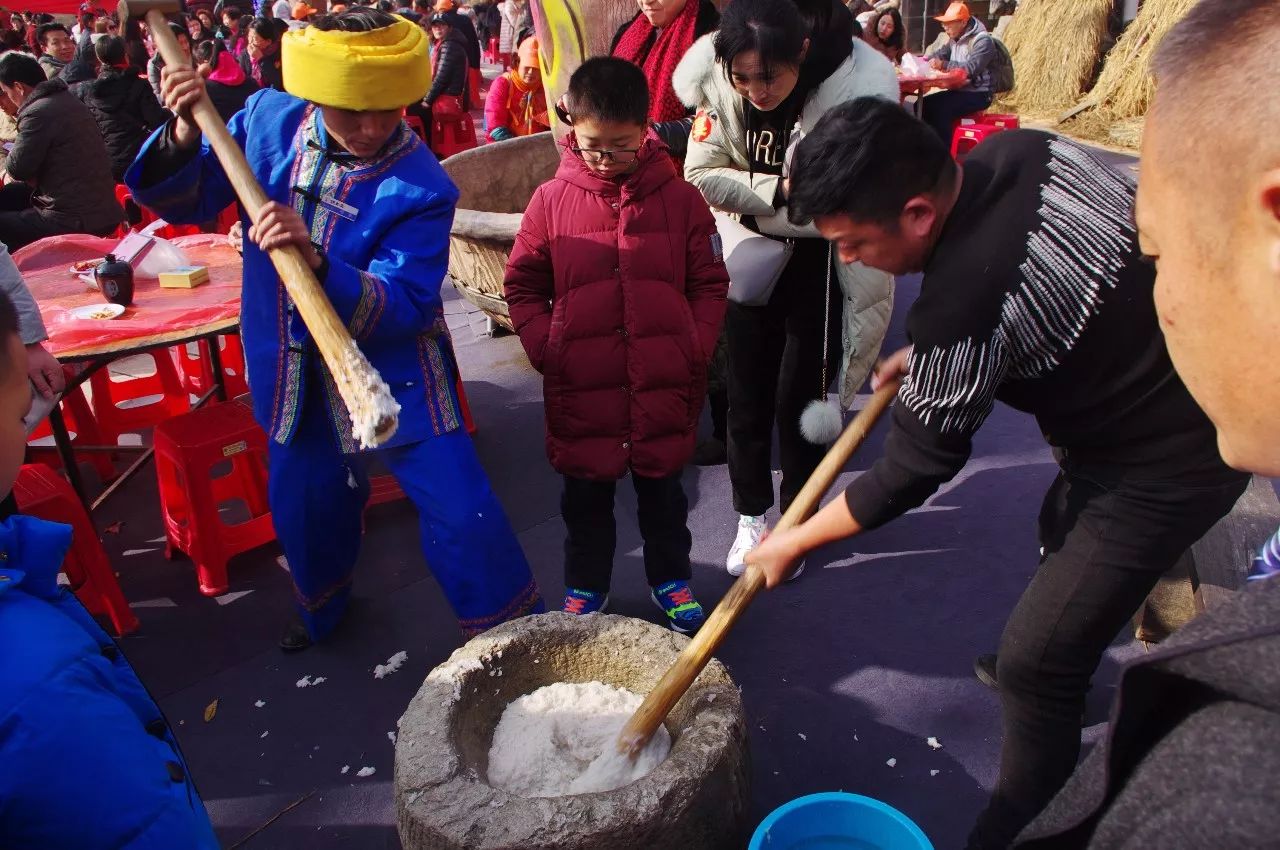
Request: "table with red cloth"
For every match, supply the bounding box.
[17,233,244,508]
[899,69,969,118]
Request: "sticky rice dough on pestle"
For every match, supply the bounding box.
[487,681,672,797]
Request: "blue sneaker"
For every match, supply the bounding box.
[650,581,706,634]
[562,588,608,616]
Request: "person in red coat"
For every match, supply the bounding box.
[504,57,729,634]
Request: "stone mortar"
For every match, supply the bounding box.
[395,612,751,850]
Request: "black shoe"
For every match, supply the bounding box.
[279,615,313,652]
[974,653,998,691]
[693,437,728,466]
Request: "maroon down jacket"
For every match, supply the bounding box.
[504,135,729,480]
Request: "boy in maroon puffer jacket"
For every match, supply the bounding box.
[504,57,728,633]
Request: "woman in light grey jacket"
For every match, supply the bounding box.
[673,0,897,577]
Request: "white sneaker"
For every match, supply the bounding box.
[727,514,767,577]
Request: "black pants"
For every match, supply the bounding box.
[706,329,729,443]
[562,473,692,594]
[726,238,841,517]
[967,455,1249,849]
[0,183,113,251]
[921,89,994,143]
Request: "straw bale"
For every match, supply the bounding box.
[1060,0,1199,149]
[993,0,1113,116]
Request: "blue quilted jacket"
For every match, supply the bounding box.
[0,516,218,849]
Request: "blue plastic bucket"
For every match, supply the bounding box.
[749,792,934,850]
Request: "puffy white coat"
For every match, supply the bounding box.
[673,35,898,407]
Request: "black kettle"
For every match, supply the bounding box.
[94,254,134,307]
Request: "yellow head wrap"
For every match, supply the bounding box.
[282,16,431,111]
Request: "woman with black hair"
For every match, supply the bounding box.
[238,16,283,90]
[865,7,906,64]
[610,0,720,162]
[187,13,215,45]
[672,0,897,578]
[122,17,150,74]
[76,35,171,180]
[193,37,259,121]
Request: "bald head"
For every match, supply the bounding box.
[1139,0,1280,475]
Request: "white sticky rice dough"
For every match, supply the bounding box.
[487,681,672,797]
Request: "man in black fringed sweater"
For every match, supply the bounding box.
[749,96,1251,849]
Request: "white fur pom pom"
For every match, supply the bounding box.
[799,399,843,445]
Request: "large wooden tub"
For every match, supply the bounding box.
[441,133,560,331]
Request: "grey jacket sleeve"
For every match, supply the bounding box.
[925,40,952,62]
[947,34,996,78]
[0,244,48,345]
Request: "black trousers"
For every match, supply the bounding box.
[562,473,692,594]
[920,89,994,143]
[967,454,1249,849]
[0,183,114,251]
[725,238,841,517]
[706,329,729,443]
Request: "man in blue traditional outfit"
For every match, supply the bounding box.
[126,7,544,651]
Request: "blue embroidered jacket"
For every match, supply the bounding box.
[0,516,218,848]
[125,89,464,453]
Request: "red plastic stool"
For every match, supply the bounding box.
[468,66,482,111]
[172,334,250,400]
[456,374,476,436]
[12,464,140,636]
[365,375,475,509]
[977,112,1020,129]
[88,351,190,445]
[431,113,479,160]
[27,368,117,482]
[152,397,275,597]
[951,122,1010,161]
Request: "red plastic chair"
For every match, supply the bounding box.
[172,334,250,400]
[88,352,191,446]
[12,464,140,636]
[27,368,117,483]
[431,113,479,160]
[484,36,499,64]
[951,122,1011,161]
[152,397,275,597]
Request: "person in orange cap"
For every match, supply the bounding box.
[291,1,319,24]
[484,35,548,141]
[920,0,1007,142]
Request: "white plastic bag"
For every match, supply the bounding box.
[134,221,192,277]
[900,52,937,78]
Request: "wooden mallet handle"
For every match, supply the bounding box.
[119,0,399,447]
[616,379,902,757]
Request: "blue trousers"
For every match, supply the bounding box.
[267,404,544,641]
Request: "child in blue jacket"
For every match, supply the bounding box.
[0,290,219,849]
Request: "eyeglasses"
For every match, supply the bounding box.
[570,147,640,164]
